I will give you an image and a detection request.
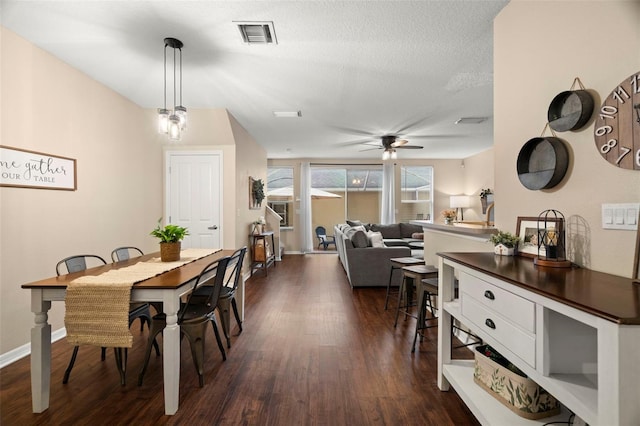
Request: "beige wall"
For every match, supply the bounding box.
[0,28,164,353]
[229,113,268,254]
[0,28,267,355]
[494,1,640,276]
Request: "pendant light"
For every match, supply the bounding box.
[158,37,187,141]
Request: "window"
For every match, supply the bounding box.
[310,166,382,229]
[266,167,294,228]
[399,165,433,222]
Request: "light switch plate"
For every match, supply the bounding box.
[602,203,640,230]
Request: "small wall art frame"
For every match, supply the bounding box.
[249,176,264,210]
[515,216,563,258]
[0,145,77,191]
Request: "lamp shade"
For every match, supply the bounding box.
[450,195,471,208]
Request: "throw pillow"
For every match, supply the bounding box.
[350,230,369,248]
[367,231,385,247]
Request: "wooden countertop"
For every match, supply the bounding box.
[438,252,640,325]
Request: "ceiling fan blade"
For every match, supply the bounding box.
[395,145,423,149]
[405,134,463,139]
[359,146,383,152]
[394,116,433,134]
[335,138,378,147]
[390,139,409,147]
[330,125,377,137]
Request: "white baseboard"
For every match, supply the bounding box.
[284,250,303,255]
[0,328,67,369]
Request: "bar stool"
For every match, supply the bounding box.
[411,277,483,353]
[385,257,424,310]
[412,277,439,352]
[394,264,438,327]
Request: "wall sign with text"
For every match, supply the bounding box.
[0,145,77,190]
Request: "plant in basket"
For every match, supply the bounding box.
[150,218,189,262]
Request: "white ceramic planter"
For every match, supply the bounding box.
[494,243,514,256]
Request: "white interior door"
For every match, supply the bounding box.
[166,151,222,249]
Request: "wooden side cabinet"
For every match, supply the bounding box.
[437,252,640,425]
[250,231,276,276]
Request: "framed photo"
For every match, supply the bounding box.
[0,145,77,191]
[516,216,563,258]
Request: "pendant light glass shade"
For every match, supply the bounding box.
[175,105,187,130]
[158,108,170,133]
[158,37,187,140]
[168,114,181,141]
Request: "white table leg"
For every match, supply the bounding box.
[30,289,52,413]
[162,290,180,415]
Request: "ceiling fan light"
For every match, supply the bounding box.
[158,108,170,134]
[382,150,390,160]
[391,149,397,159]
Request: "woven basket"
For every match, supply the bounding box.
[160,242,181,262]
[474,345,560,420]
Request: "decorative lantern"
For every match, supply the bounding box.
[533,209,572,268]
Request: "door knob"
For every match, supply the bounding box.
[208,225,218,230]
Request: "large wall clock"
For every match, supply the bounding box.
[593,71,640,170]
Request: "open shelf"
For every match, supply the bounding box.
[443,360,573,425]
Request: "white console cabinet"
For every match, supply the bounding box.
[437,252,640,426]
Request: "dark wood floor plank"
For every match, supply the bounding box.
[1,254,478,425]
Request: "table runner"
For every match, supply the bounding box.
[65,248,220,348]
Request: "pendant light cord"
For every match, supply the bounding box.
[173,47,177,111]
[179,48,183,106]
[163,43,167,109]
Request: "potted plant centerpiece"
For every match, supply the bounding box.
[489,230,520,256]
[151,219,189,262]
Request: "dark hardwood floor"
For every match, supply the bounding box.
[0,254,479,425]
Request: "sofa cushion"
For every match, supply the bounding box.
[350,230,369,248]
[366,231,385,248]
[383,238,408,247]
[369,223,402,239]
[400,222,423,238]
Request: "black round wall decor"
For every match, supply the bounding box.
[517,137,569,190]
[547,90,594,132]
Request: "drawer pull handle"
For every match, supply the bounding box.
[484,290,495,300]
[485,318,496,329]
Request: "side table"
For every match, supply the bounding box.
[249,231,276,276]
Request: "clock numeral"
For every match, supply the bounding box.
[612,86,630,104]
[636,149,640,167]
[615,146,631,165]
[599,105,618,120]
[632,74,640,95]
[595,125,613,137]
[600,139,617,154]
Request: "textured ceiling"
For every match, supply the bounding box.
[2,0,508,159]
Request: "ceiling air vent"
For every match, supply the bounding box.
[235,21,277,44]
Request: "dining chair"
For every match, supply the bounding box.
[111,246,163,320]
[138,255,231,387]
[57,254,156,385]
[213,247,247,348]
[111,246,144,262]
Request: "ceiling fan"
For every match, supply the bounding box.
[360,135,424,159]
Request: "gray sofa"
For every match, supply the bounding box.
[334,223,422,288]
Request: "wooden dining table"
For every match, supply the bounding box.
[21,249,236,416]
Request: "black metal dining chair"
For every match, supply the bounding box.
[110,246,144,262]
[211,247,247,348]
[57,254,155,385]
[137,255,231,387]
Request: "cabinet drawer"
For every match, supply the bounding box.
[461,294,536,368]
[459,271,535,333]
